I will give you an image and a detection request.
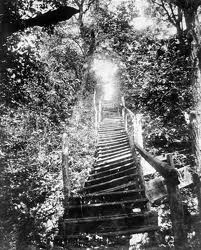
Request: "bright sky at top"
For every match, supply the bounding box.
[109,0,154,30]
[109,0,177,35]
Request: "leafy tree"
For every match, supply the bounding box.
[0,1,96,249]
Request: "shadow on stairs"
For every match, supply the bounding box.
[54,105,158,249]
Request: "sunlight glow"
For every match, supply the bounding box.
[92,59,118,84]
[130,16,154,30]
[103,84,115,101]
[91,58,119,101]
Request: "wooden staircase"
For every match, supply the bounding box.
[56,102,158,248]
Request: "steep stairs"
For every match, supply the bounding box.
[56,105,158,248]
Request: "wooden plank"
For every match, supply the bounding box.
[145,177,167,203]
[83,173,139,192]
[134,142,179,182]
[97,141,129,150]
[98,146,130,157]
[70,189,145,200]
[98,138,128,146]
[62,133,70,207]
[93,158,133,172]
[97,150,131,163]
[86,167,137,187]
[95,153,132,166]
[98,135,127,143]
[166,154,188,250]
[178,166,193,188]
[91,162,135,179]
[64,212,146,223]
[65,225,159,238]
[68,198,148,209]
[94,181,140,193]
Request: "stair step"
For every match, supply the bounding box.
[98,135,127,143]
[64,225,159,239]
[99,133,127,139]
[98,129,124,134]
[100,122,123,126]
[68,198,148,217]
[95,153,132,167]
[82,173,139,193]
[98,146,130,156]
[98,128,124,134]
[98,141,129,151]
[95,181,142,193]
[86,167,137,187]
[98,138,128,146]
[98,145,130,156]
[91,161,135,178]
[97,150,131,163]
[64,212,157,234]
[65,212,146,223]
[69,189,146,205]
[55,106,159,244]
[94,157,134,174]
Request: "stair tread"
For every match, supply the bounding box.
[95,153,132,166]
[97,150,131,163]
[64,212,149,223]
[70,189,145,200]
[83,173,139,192]
[97,141,129,150]
[98,146,130,156]
[98,147,130,155]
[68,198,148,209]
[99,133,127,138]
[56,108,158,242]
[94,160,134,174]
[98,139,128,146]
[98,136,128,143]
[91,162,135,178]
[94,181,141,194]
[64,225,159,238]
[87,166,137,185]
[98,131,125,136]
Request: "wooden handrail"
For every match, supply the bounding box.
[121,99,187,249]
[62,133,70,207]
[134,142,179,183]
[121,102,179,183]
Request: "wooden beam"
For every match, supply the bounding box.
[65,225,159,239]
[134,142,179,183]
[166,154,188,250]
[62,133,70,207]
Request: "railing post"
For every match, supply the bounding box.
[133,113,143,147]
[121,96,125,107]
[132,113,145,176]
[62,133,70,208]
[122,106,125,120]
[98,100,102,124]
[125,113,128,132]
[94,91,98,132]
[166,154,188,250]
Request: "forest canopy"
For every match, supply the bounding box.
[1,0,201,249]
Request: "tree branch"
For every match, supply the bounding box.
[83,0,96,14]
[160,0,177,26]
[168,2,178,24]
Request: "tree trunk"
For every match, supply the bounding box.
[184,6,201,220]
[166,155,188,250]
[0,1,6,78]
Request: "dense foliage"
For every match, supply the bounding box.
[0,1,96,248]
[1,0,201,249]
